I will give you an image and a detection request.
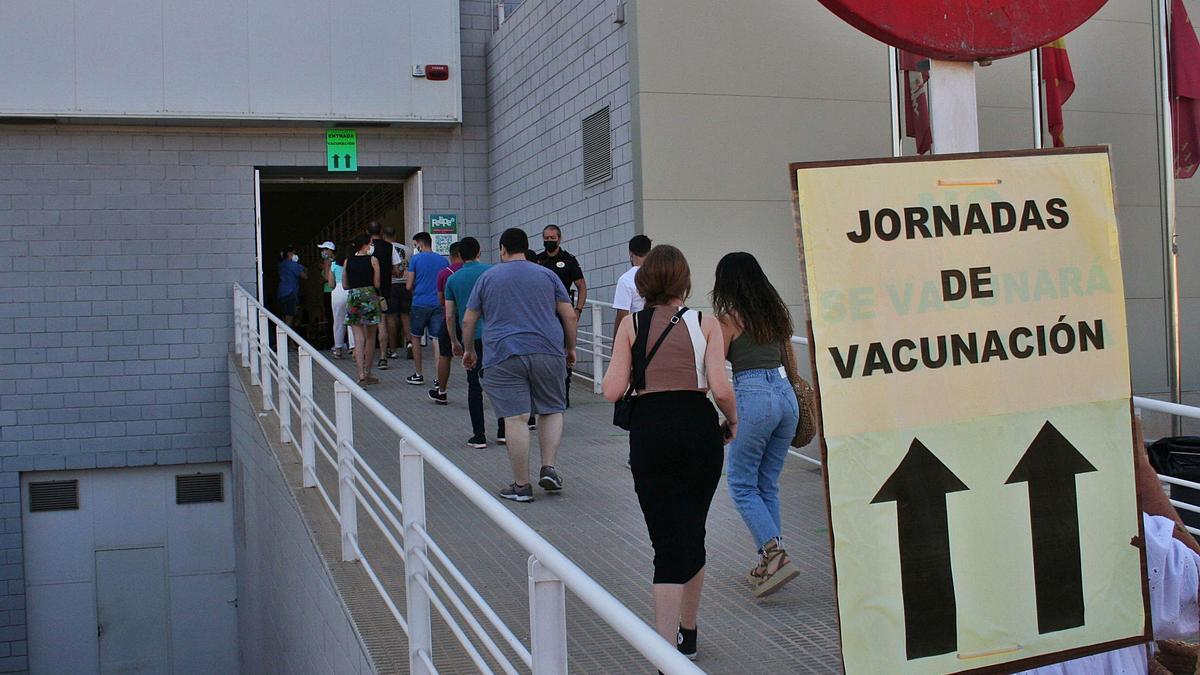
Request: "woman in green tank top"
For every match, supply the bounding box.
[712,252,801,598]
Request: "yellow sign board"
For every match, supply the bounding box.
[790,148,1149,674]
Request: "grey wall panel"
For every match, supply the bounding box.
[75,0,165,113]
[0,0,460,122]
[0,1,76,112]
[247,0,332,117]
[163,0,250,114]
[330,0,411,118]
[410,0,462,120]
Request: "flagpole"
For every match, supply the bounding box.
[1153,0,1184,433]
[1030,49,1044,149]
[889,46,902,157]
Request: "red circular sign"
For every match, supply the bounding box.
[816,0,1107,61]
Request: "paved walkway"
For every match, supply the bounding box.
[279,350,843,674]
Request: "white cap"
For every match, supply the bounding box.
[318,241,335,250]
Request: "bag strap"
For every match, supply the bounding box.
[631,306,688,391]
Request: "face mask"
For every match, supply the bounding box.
[367,244,375,255]
[545,241,559,253]
[292,254,300,262]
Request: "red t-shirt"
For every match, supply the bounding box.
[436,263,463,301]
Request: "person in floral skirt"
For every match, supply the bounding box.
[342,234,383,385]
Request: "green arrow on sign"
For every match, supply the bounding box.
[326,129,357,172]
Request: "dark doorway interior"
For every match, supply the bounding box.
[259,173,407,347]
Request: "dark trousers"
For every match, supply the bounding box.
[467,339,487,437]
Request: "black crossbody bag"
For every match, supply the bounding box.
[613,306,687,430]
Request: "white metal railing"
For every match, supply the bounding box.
[576,298,1200,529]
[232,284,704,675]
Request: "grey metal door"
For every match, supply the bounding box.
[95,548,170,674]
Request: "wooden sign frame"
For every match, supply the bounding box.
[789,146,1152,674]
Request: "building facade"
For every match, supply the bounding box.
[0,0,1196,669]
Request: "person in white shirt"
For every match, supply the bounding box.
[613,234,652,327]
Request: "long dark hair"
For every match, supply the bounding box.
[710,252,792,345]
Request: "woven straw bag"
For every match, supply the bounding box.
[781,341,818,448]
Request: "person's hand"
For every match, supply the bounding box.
[463,349,477,370]
[452,340,464,357]
[721,418,739,445]
[565,347,576,369]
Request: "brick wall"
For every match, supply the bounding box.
[486,0,635,297]
[0,3,493,667]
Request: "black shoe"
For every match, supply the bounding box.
[427,388,447,405]
[497,429,506,445]
[538,465,562,492]
[406,373,424,385]
[498,482,533,502]
[677,625,697,660]
[406,343,414,360]
[378,358,389,370]
[528,414,537,431]
[466,435,487,449]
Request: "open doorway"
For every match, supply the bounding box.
[255,167,421,348]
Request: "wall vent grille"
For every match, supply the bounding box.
[176,473,223,504]
[582,106,612,186]
[29,480,79,512]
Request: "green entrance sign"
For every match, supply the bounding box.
[326,129,358,172]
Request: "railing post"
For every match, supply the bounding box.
[259,309,273,411]
[299,351,316,488]
[249,303,261,386]
[233,288,242,359]
[276,324,291,443]
[528,555,568,674]
[401,437,434,674]
[591,302,603,394]
[238,291,250,367]
[334,382,358,562]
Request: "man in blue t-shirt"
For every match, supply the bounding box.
[405,231,449,386]
[276,244,307,327]
[462,228,577,503]
[444,237,495,448]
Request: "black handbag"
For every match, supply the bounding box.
[613,307,687,430]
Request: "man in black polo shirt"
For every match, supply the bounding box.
[535,224,587,406]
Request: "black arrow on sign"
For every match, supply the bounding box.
[871,438,969,660]
[332,154,340,169]
[344,154,352,168]
[1006,421,1097,634]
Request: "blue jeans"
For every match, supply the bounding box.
[726,368,799,550]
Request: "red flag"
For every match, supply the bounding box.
[1040,39,1076,148]
[899,51,932,155]
[1171,0,1200,178]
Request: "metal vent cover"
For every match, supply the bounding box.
[582,106,612,186]
[176,473,224,504]
[29,480,79,512]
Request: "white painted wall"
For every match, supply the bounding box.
[0,0,461,122]
[22,464,237,675]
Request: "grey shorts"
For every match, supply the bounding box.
[482,354,567,418]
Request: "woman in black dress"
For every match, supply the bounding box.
[601,245,737,661]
